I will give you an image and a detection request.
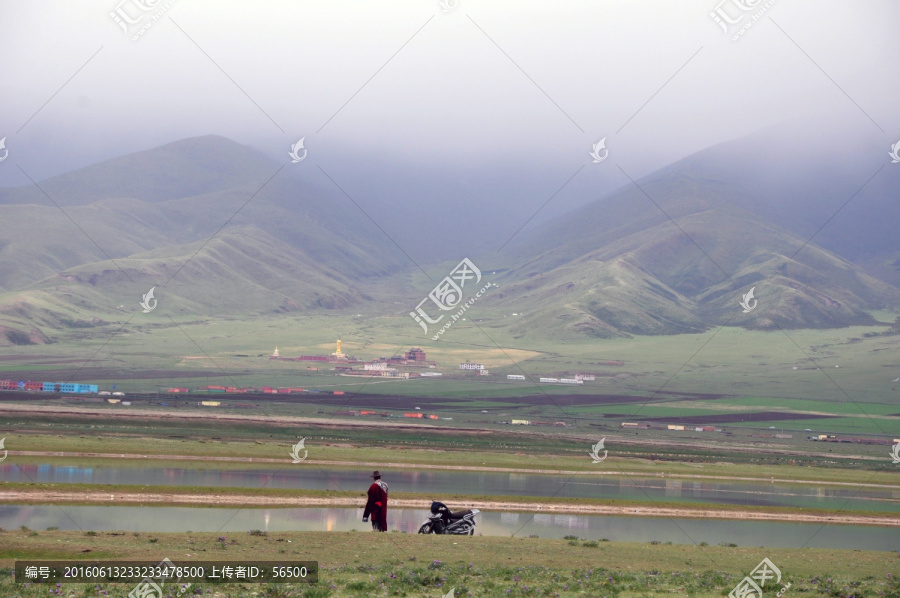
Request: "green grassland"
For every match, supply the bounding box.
[0,530,898,597]
[721,417,896,435]
[3,309,898,406]
[713,396,896,413]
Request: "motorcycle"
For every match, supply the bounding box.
[418,500,479,535]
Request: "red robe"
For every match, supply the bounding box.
[363,479,388,531]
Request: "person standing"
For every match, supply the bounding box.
[363,470,389,532]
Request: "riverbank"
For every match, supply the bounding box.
[11,449,900,490]
[8,444,900,488]
[1,484,897,526]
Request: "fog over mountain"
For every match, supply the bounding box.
[0,1,898,344]
[492,128,900,337]
[3,2,898,191]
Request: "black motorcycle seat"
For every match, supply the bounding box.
[448,509,473,520]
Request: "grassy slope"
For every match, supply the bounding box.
[0,531,898,597]
[494,175,900,337]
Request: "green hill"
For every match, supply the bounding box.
[0,227,380,345]
[492,175,899,339]
[0,135,411,289]
[0,136,416,344]
[2,133,896,346]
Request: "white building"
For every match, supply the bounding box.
[507,374,526,380]
[460,363,484,370]
[379,371,409,379]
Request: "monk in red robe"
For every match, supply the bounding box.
[363,470,388,532]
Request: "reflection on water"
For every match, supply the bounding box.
[0,505,896,551]
[2,464,898,512]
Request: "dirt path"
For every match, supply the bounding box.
[0,402,444,430]
[1,488,898,526]
[11,450,900,490]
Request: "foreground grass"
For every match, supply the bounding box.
[0,530,898,597]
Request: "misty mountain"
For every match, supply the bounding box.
[0,135,274,207]
[0,227,370,336]
[1,130,897,346]
[0,136,420,343]
[493,155,900,338]
[648,120,900,269]
[0,136,412,292]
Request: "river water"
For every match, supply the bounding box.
[3,463,898,550]
[0,505,897,550]
[3,463,899,512]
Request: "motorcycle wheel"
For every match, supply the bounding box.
[468,527,475,536]
[418,522,434,534]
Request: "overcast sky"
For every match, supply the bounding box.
[1,1,898,229]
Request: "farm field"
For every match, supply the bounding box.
[1,309,899,450]
[2,407,898,483]
[3,388,896,439]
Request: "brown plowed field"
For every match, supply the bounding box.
[341,392,717,408]
[0,368,233,380]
